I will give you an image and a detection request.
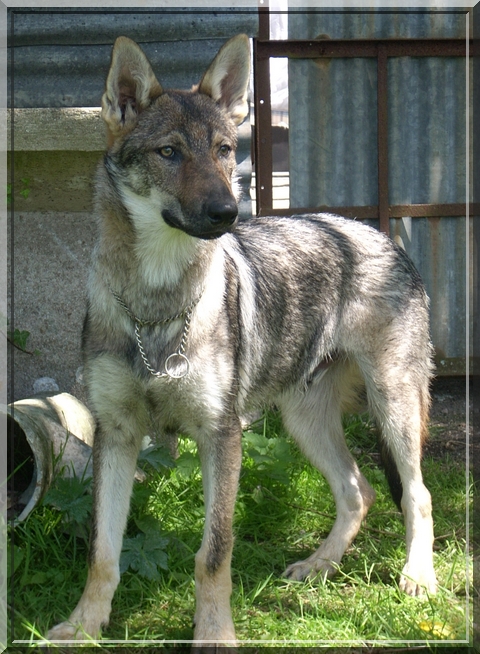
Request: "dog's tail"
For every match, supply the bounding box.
[377,438,403,511]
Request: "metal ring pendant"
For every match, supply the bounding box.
[165,353,190,379]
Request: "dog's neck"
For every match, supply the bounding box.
[95,184,219,317]
[114,186,207,289]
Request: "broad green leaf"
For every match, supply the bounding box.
[138,444,175,471]
[44,476,92,524]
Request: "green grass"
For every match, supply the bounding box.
[8,412,472,647]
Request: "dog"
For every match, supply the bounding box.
[47,34,437,645]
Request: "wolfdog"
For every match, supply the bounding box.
[47,34,437,645]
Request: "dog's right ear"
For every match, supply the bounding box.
[101,36,163,142]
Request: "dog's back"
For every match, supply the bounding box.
[222,213,431,409]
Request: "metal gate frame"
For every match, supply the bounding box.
[253,6,479,232]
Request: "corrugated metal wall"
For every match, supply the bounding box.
[288,10,470,373]
[8,8,258,217]
[9,9,258,108]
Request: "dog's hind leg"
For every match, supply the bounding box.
[362,360,437,596]
[278,362,376,582]
[193,416,243,649]
[47,360,148,641]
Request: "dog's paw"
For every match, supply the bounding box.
[193,619,237,651]
[47,620,100,642]
[46,593,112,642]
[47,610,105,642]
[283,555,337,582]
[192,639,238,653]
[399,562,437,596]
[192,636,238,653]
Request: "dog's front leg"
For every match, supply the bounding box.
[193,417,242,649]
[47,419,144,641]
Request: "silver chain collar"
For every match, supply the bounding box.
[109,287,199,379]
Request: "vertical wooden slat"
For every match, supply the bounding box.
[377,43,389,234]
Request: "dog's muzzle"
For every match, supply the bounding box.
[207,199,238,228]
[162,199,239,240]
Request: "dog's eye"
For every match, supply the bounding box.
[158,146,175,158]
[218,144,232,157]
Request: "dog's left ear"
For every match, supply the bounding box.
[198,34,251,125]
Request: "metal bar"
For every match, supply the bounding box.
[257,0,269,40]
[255,38,478,59]
[253,32,477,218]
[257,203,478,219]
[253,6,273,213]
[389,203,480,217]
[258,205,379,219]
[377,43,389,233]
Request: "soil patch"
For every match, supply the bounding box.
[426,376,475,467]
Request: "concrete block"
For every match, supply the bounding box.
[8,108,105,151]
[8,151,101,212]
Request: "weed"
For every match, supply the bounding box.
[6,326,41,356]
[7,178,30,205]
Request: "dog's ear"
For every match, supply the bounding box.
[198,34,250,126]
[101,36,163,141]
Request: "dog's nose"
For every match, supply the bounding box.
[207,200,238,226]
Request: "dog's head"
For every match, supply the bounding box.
[101,35,250,240]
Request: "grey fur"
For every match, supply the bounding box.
[47,35,437,646]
